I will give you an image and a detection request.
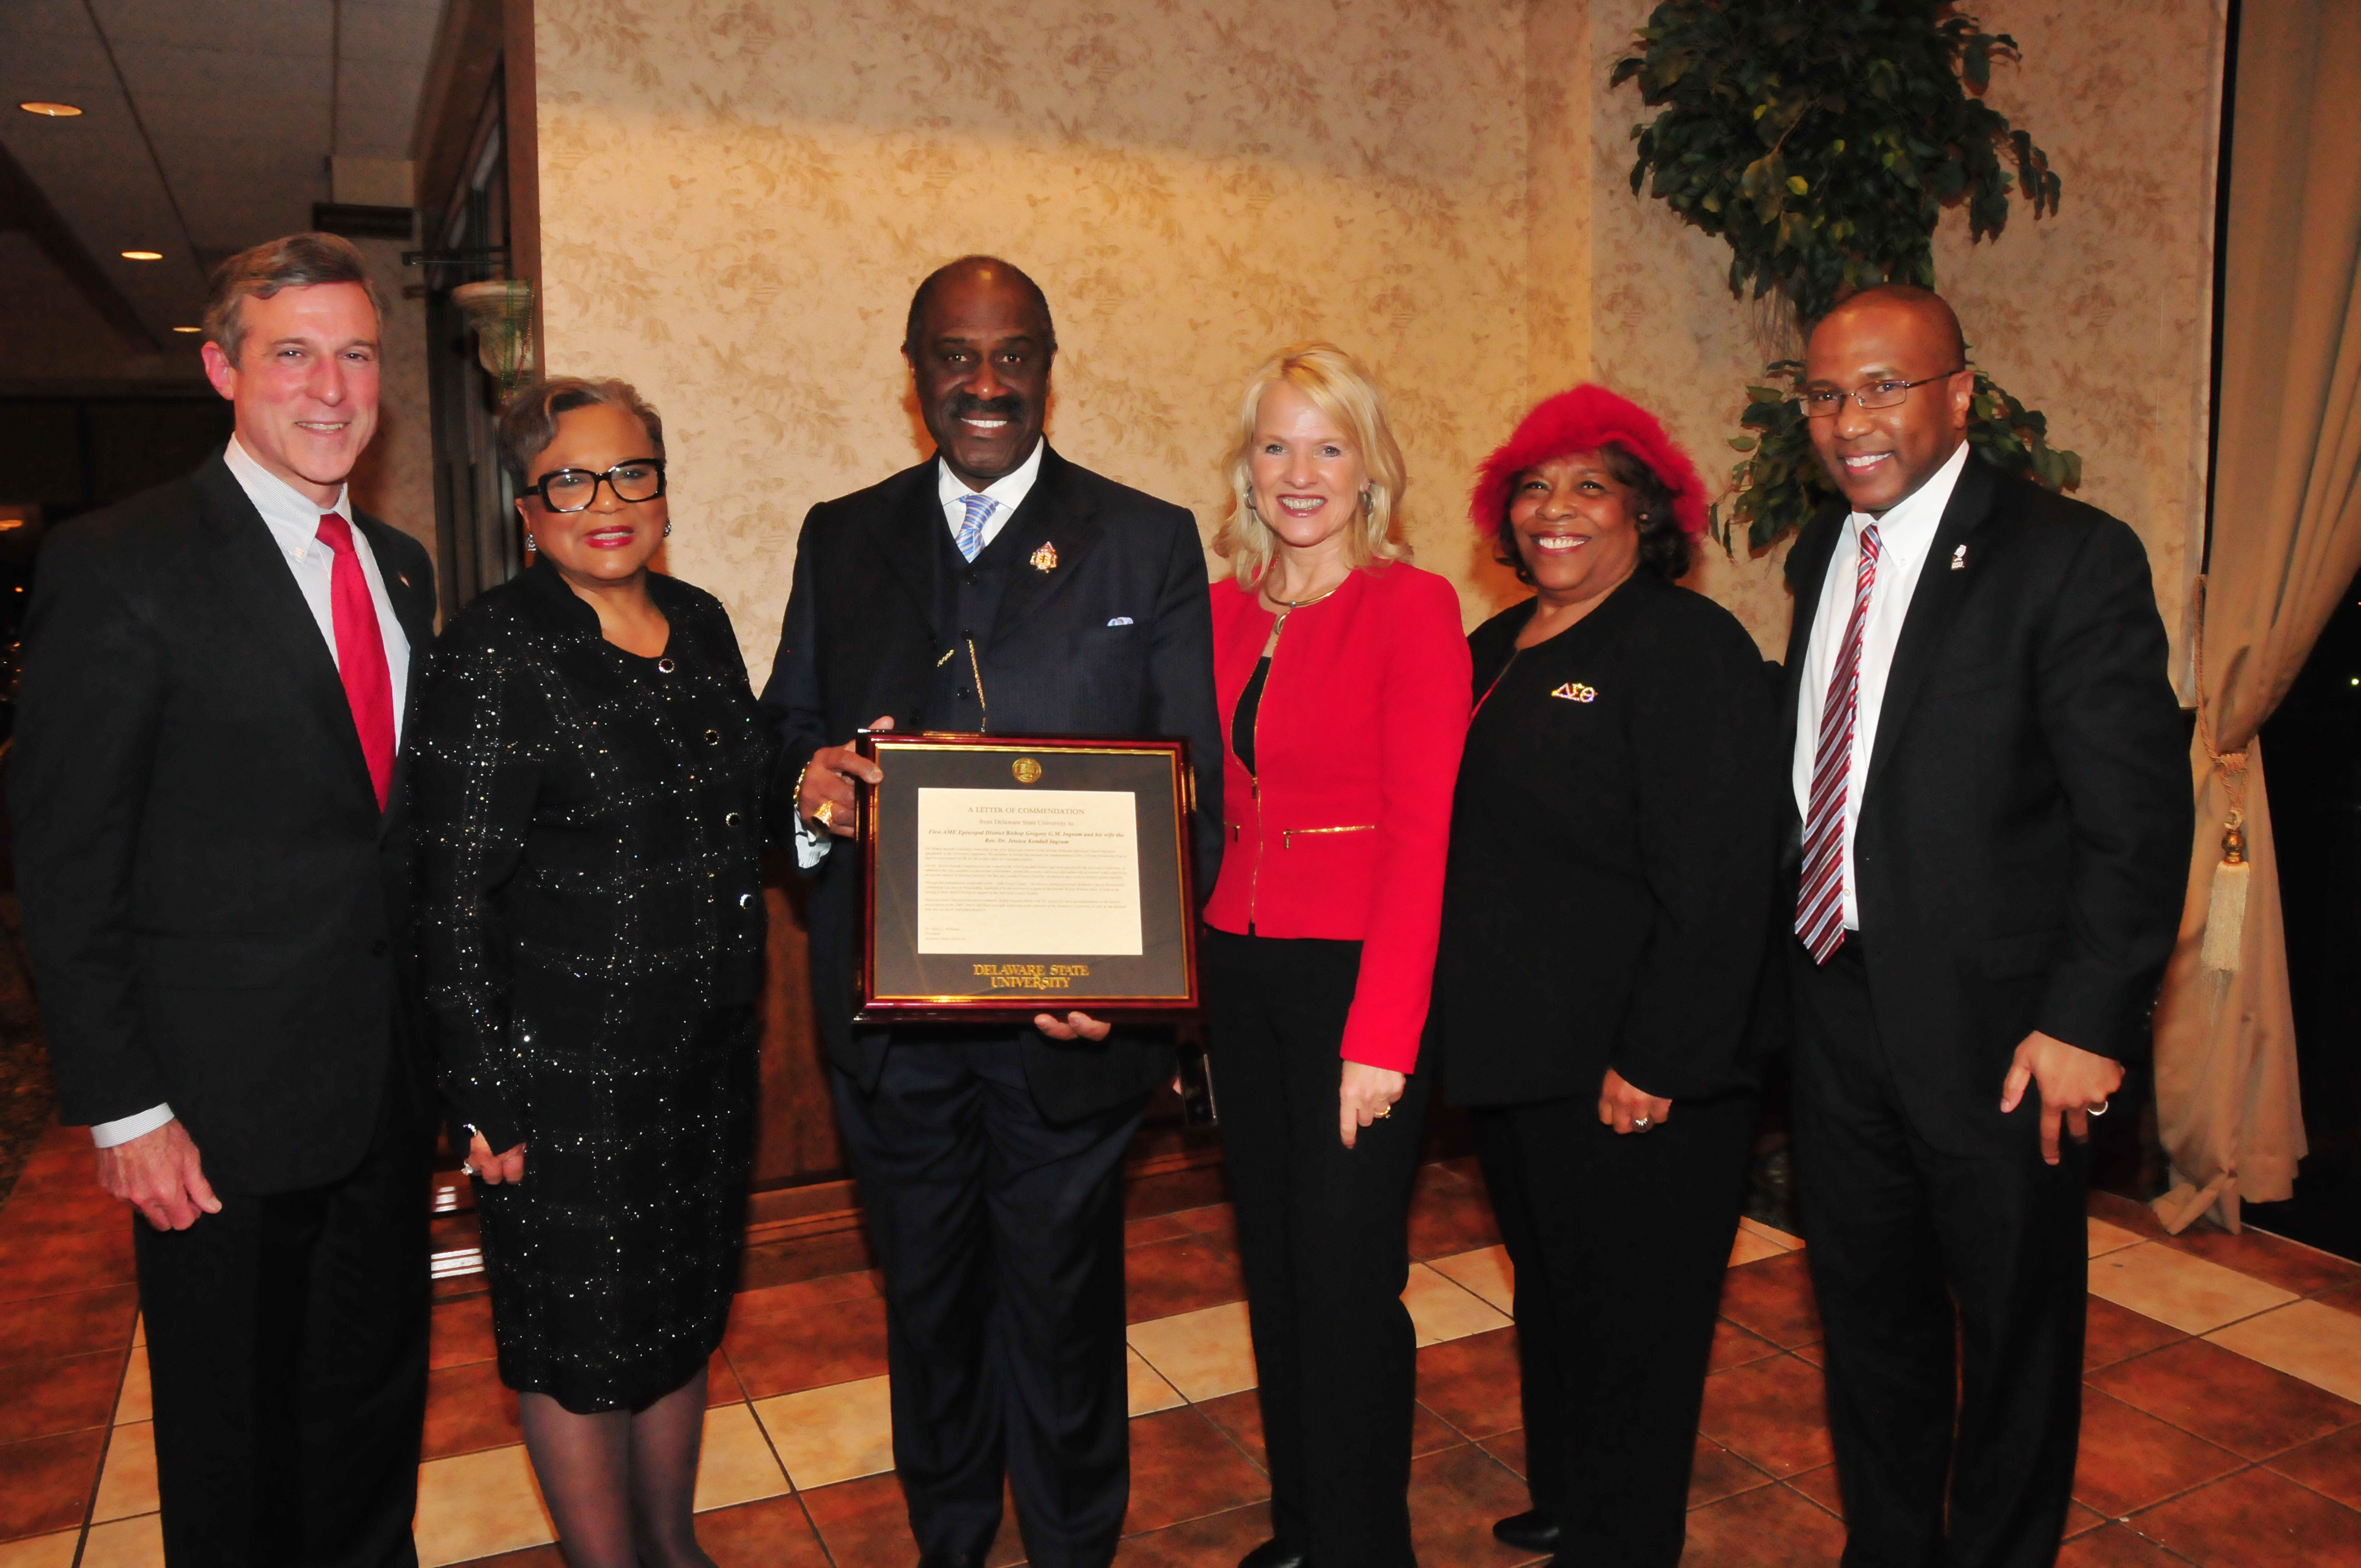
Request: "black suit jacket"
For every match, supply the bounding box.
[759,445,1223,1123]
[12,450,438,1193]
[1435,573,1783,1109]
[1779,454,2190,1154]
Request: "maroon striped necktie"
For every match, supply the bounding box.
[1796,523,1881,963]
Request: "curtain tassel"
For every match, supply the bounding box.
[2200,807,2249,973]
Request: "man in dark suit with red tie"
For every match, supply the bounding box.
[763,255,1222,1568]
[1778,284,2189,1568]
[13,233,438,1566]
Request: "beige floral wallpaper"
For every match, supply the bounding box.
[534,0,2223,685]
[535,0,1536,679]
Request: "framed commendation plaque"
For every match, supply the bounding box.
[855,733,1201,1023]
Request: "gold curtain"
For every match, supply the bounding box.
[2152,0,2361,1233]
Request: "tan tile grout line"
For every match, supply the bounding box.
[2097,1235,2359,1346]
[59,1303,152,1566]
[715,1344,842,1568]
[2071,1380,2361,1533]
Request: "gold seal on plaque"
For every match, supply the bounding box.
[1011,757,1044,784]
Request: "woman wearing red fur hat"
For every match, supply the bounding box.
[1433,385,1783,1567]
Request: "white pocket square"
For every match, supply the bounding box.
[1107,616,1134,627]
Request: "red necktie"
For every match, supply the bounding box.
[314,514,396,809]
[1796,523,1881,963]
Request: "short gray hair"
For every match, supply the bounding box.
[202,232,384,363]
[497,377,666,482]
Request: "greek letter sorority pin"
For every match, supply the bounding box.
[1549,682,1597,703]
[1951,544,1968,571]
[1030,542,1058,572]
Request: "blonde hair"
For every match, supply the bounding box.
[1215,343,1410,585]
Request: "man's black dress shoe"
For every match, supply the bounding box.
[1492,1510,1560,1553]
[1238,1539,1309,1568]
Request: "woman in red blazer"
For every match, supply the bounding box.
[1202,344,1471,1568]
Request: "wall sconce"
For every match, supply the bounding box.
[451,279,536,395]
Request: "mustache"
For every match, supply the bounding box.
[945,394,1027,421]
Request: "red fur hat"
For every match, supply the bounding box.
[1470,383,1710,538]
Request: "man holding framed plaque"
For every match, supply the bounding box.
[759,255,1222,1568]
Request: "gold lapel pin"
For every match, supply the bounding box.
[1549,682,1597,703]
[1030,542,1058,573]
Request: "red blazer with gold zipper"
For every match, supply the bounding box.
[1203,562,1472,1072]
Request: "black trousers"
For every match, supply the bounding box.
[830,1036,1145,1568]
[134,1069,432,1568]
[1204,929,1430,1568]
[1790,938,2087,1568]
[1472,1084,1758,1568]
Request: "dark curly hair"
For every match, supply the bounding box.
[1492,443,1693,585]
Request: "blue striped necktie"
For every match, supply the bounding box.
[956,494,997,563]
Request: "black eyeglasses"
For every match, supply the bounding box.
[1797,369,1967,419]
[525,459,667,512]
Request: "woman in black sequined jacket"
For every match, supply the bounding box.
[410,378,771,1568]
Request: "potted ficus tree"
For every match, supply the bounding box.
[1611,1,2082,551]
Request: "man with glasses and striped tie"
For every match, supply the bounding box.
[1776,284,2188,1568]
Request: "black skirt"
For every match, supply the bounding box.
[474,1003,758,1412]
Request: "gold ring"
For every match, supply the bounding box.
[813,801,836,827]
[1373,1104,1392,1120]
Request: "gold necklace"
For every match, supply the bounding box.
[1261,576,1346,638]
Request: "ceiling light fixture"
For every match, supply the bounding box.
[19,101,83,117]
[172,325,202,334]
[121,249,163,260]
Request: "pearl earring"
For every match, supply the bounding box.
[525,533,536,551]
[663,520,673,537]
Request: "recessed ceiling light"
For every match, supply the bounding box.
[172,325,202,334]
[121,249,163,260]
[19,101,83,118]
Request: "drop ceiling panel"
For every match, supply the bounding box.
[337,69,426,159]
[0,29,127,96]
[4,1,105,42]
[86,0,331,56]
[135,81,330,151]
[339,1,442,64]
[110,42,334,104]
[0,103,203,336]
[4,1,447,357]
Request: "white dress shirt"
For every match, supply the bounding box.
[1789,440,1971,932]
[90,437,412,1150]
[793,440,1048,868]
[935,437,1044,551]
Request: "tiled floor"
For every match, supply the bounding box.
[7,1128,2361,1568]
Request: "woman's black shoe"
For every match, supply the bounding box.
[1492,1511,1560,1553]
[1238,1540,1309,1568]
